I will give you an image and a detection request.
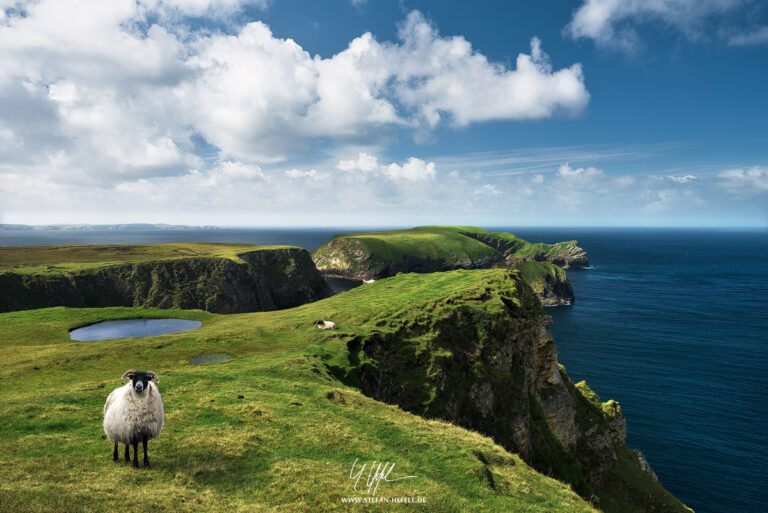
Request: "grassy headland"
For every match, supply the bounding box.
[311,226,584,305]
[0,242,285,275]
[0,243,330,314]
[0,269,689,513]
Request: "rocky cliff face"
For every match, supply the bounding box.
[0,248,331,314]
[324,270,690,513]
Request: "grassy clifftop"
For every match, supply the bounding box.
[0,243,330,314]
[0,269,688,513]
[311,226,584,305]
[0,242,288,275]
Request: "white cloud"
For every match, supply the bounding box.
[718,166,768,191]
[566,0,743,51]
[556,162,604,181]
[668,174,697,183]
[473,184,501,196]
[180,11,588,161]
[728,26,768,46]
[382,157,436,182]
[285,168,317,179]
[336,152,436,183]
[0,2,591,205]
[337,152,380,172]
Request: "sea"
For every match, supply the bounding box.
[1,226,766,513]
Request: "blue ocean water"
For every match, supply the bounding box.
[2,227,766,512]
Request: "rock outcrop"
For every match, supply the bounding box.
[0,248,331,314]
[322,269,690,513]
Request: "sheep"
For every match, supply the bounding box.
[316,320,336,330]
[103,369,164,468]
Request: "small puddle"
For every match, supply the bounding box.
[189,353,232,365]
[69,319,202,341]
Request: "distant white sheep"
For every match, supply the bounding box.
[363,279,376,284]
[103,369,164,468]
[316,320,336,330]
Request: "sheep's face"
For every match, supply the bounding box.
[123,371,158,395]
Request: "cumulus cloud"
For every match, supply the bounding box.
[557,163,604,181]
[718,166,768,191]
[566,0,744,51]
[337,153,436,182]
[668,174,697,183]
[180,11,588,160]
[0,2,589,211]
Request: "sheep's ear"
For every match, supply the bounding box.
[121,369,136,380]
[145,371,159,383]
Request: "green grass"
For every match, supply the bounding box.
[320,226,500,264]
[312,226,580,276]
[512,261,566,294]
[0,270,597,513]
[0,243,295,275]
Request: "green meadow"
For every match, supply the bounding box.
[0,270,596,513]
[0,242,290,275]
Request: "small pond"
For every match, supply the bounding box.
[69,318,202,341]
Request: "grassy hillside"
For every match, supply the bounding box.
[0,271,597,513]
[313,226,585,271]
[0,242,291,275]
[311,226,583,304]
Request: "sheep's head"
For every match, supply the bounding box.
[121,370,159,394]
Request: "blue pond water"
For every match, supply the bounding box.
[4,226,767,512]
[69,318,202,341]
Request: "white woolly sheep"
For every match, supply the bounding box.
[316,320,336,330]
[103,369,164,468]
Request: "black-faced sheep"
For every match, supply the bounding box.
[103,370,164,468]
[316,320,336,330]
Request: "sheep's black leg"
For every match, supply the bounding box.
[113,442,118,462]
[124,444,130,462]
[132,440,139,468]
[142,435,150,468]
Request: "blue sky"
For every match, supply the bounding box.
[0,0,766,227]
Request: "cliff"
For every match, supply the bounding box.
[311,226,585,305]
[317,269,691,513]
[0,244,330,314]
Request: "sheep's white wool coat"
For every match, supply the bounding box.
[103,382,164,444]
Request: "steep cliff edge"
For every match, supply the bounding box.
[311,226,585,305]
[0,244,330,313]
[316,269,691,513]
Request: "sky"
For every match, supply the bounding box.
[0,0,766,227]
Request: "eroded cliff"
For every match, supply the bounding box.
[317,269,690,513]
[0,247,330,314]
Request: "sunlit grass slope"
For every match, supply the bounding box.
[0,270,596,513]
[314,226,578,266]
[0,242,294,275]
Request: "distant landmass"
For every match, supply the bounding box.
[0,223,220,231]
